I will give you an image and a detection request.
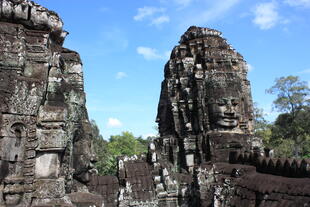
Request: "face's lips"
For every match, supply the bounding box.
[223,118,236,122]
[216,115,239,127]
[88,168,98,174]
[221,115,238,119]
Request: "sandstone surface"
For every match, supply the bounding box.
[0,0,99,206]
[1,1,310,207]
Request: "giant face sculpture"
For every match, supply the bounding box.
[206,73,244,132]
[73,121,97,184]
[0,1,96,204]
[208,96,241,128]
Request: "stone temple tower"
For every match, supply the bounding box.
[2,1,310,206]
[90,26,310,207]
[156,26,258,172]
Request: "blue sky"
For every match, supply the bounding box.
[35,0,310,139]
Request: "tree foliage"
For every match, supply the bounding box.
[105,132,148,175]
[253,103,272,146]
[266,75,310,116]
[263,76,310,157]
[90,120,151,175]
[270,107,310,157]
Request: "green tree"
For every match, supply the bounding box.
[271,138,295,158]
[266,75,310,116]
[253,103,272,147]
[137,136,153,149]
[89,121,150,176]
[271,107,310,157]
[105,131,148,175]
[108,132,147,156]
[266,76,310,157]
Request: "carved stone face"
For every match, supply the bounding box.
[208,97,240,129]
[205,73,244,131]
[73,123,97,184]
[73,149,96,183]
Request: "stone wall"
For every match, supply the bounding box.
[0,0,100,206]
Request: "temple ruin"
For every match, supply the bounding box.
[1,0,310,206]
[0,0,101,206]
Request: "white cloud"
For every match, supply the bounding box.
[99,7,109,12]
[151,15,170,26]
[134,6,170,26]
[116,72,127,79]
[253,2,279,30]
[285,0,310,8]
[134,7,165,21]
[137,46,169,60]
[107,118,122,128]
[298,69,310,74]
[247,63,254,72]
[182,0,241,26]
[174,0,193,7]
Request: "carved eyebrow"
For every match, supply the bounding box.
[217,99,226,104]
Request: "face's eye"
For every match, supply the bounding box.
[217,99,226,106]
[208,98,215,104]
[231,99,239,106]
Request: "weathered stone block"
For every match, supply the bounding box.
[25,149,36,159]
[34,179,65,199]
[24,63,49,80]
[13,2,30,21]
[9,80,46,115]
[35,153,60,179]
[0,114,32,137]
[37,128,66,150]
[24,30,49,46]
[68,192,104,207]
[0,137,26,161]
[38,105,68,122]
[186,154,194,167]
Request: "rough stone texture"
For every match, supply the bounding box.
[88,26,310,207]
[143,26,310,207]
[2,0,310,206]
[88,175,119,207]
[0,0,101,206]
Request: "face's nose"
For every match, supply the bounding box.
[224,100,236,115]
[90,153,98,163]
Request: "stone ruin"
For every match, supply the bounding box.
[0,0,101,206]
[1,1,310,207]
